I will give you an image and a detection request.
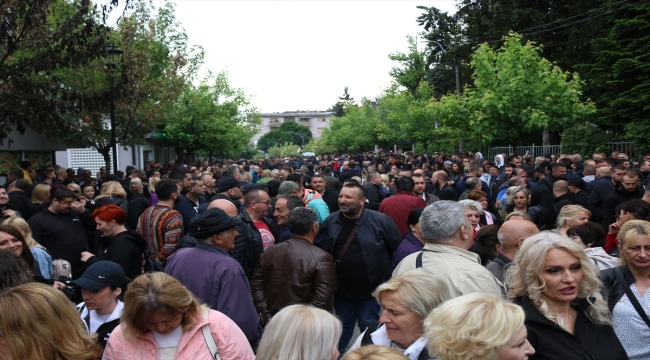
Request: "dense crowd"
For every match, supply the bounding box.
[0,149,649,360]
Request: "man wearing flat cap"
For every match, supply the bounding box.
[165,208,262,348]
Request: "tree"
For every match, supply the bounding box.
[56,0,204,170]
[256,121,312,152]
[327,87,355,117]
[163,71,260,161]
[388,36,427,96]
[430,32,596,146]
[0,0,109,143]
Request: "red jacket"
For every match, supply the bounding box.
[378,191,426,235]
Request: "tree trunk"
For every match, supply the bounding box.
[98,147,112,173]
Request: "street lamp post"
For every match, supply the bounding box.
[101,46,123,174]
[426,40,464,153]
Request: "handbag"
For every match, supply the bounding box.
[143,248,165,273]
[615,266,650,329]
[52,259,72,281]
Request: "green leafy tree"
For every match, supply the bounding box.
[267,142,299,158]
[256,121,312,152]
[57,0,204,170]
[388,36,427,96]
[561,123,611,155]
[0,0,109,143]
[430,32,596,146]
[163,71,259,161]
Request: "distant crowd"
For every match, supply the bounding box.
[0,149,649,360]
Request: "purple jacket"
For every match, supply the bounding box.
[392,232,425,269]
[165,243,262,348]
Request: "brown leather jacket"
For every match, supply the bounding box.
[250,237,337,324]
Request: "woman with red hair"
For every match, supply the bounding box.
[80,204,147,279]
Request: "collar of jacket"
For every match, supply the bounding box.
[395,190,417,196]
[422,243,481,264]
[195,242,230,256]
[335,208,367,225]
[515,295,593,326]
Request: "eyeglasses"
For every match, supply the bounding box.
[256,200,271,206]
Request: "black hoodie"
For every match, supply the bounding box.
[86,230,147,279]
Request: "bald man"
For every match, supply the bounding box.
[553,180,575,212]
[487,220,540,283]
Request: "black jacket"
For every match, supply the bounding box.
[86,230,147,279]
[554,192,575,213]
[28,205,94,279]
[435,184,456,201]
[600,265,636,312]
[514,296,628,360]
[601,184,644,229]
[7,191,32,220]
[234,210,271,279]
[573,189,590,207]
[361,320,432,360]
[321,209,401,292]
[78,302,121,350]
[531,176,559,229]
[587,179,615,225]
[364,184,384,211]
[320,189,339,214]
[128,193,149,230]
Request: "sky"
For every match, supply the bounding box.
[107,1,458,113]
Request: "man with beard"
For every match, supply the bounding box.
[412,173,439,205]
[136,179,184,268]
[432,170,456,201]
[311,174,339,214]
[321,184,401,354]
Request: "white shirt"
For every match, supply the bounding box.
[152,325,183,360]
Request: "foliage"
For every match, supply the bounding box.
[0,0,109,143]
[162,70,259,161]
[56,0,204,170]
[388,37,427,96]
[323,100,383,152]
[327,87,355,117]
[267,142,299,158]
[301,136,335,156]
[560,123,611,155]
[430,32,596,146]
[256,121,312,152]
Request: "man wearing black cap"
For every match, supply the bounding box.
[213,177,243,212]
[165,208,262,348]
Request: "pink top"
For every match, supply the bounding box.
[103,309,255,360]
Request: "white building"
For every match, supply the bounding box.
[252,111,333,145]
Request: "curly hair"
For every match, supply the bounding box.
[506,232,611,327]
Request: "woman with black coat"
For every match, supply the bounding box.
[508,232,628,360]
[80,204,146,280]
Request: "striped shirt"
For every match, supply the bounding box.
[137,204,184,267]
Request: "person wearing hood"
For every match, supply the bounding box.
[602,171,644,230]
[73,261,126,352]
[567,222,619,271]
[494,154,505,170]
[81,204,147,280]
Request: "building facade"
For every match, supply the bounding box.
[252,111,333,145]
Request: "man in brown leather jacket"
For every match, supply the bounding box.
[250,206,337,325]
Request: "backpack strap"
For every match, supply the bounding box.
[201,310,221,360]
[416,251,424,268]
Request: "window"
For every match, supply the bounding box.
[318,118,326,122]
[299,118,310,122]
[269,118,279,123]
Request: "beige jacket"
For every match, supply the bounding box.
[393,243,504,298]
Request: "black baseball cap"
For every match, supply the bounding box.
[216,177,240,192]
[72,261,125,290]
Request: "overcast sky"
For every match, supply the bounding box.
[109,1,458,113]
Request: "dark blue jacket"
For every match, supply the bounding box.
[321,209,401,292]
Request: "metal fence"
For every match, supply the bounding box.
[515,145,563,160]
[487,146,513,162]
[608,141,637,160]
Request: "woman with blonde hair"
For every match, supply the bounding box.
[95,181,127,203]
[0,283,103,360]
[256,304,341,360]
[30,183,51,203]
[600,220,650,358]
[104,272,254,359]
[506,232,628,359]
[425,293,534,360]
[148,176,161,206]
[2,217,52,278]
[347,270,451,360]
[556,205,591,236]
[342,345,409,360]
[256,169,273,187]
[67,182,83,200]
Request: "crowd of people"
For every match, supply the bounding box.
[0,149,649,359]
